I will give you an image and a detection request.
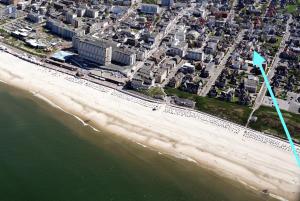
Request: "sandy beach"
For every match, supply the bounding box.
[0,51,299,201]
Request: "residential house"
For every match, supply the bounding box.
[244,75,259,93]
[168,72,184,88]
[155,68,168,83]
[204,41,217,54]
[173,96,195,108]
[169,40,188,57]
[181,81,201,94]
[186,49,204,61]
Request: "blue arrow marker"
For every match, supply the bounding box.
[253,51,300,167]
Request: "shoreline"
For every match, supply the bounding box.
[0,84,278,201]
[0,51,299,200]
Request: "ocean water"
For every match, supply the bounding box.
[0,83,277,201]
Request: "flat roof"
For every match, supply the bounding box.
[75,36,112,48]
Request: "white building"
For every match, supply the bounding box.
[174,25,186,42]
[244,75,259,93]
[85,8,99,18]
[72,36,112,65]
[169,38,188,57]
[73,36,136,66]
[112,47,136,66]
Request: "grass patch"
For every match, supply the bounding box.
[139,87,165,98]
[142,0,158,4]
[285,0,300,14]
[285,4,298,13]
[164,87,252,125]
[249,106,300,141]
[275,36,282,48]
[262,36,283,56]
[0,28,8,36]
[3,37,47,57]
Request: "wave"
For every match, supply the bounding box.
[0,79,8,85]
[136,142,147,148]
[32,92,101,133]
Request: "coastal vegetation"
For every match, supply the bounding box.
[3,36,47,57]
[159,88,300,142]
[138,86,165,98]
[164,87,252,125]
[249,106,300,141]
[0,28,47,57]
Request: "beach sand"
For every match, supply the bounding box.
[0,51,299,201]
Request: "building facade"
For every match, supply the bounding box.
[46,19,85,40]
[186,49,204,61]
[161,0,174,7]
[73,36,112,65]
[140,4,160,14]
[112,47,136,66]
[27,12,44,23]
[66,12,77,24]
[85,8,99,18]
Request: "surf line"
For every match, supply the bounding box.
[253,51,300,167]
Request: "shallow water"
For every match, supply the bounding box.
[0,84,277,201]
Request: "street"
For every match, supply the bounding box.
[246,15,292,126]
[199,29,246,97]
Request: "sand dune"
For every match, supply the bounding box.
[0,51,299,201]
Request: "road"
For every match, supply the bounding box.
[199,0,239,96]
[199,29,246,96]
[246,15,292,126]
[227,0,238,23]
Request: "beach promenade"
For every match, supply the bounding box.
[0,50,299,201]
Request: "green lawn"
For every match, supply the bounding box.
[275,36,282,48]
[139,87,165,98]
[249,106,300,141]
[0,28,8,36]
[3,37,47,57]
[164,87,252,125]
[262,36,283,56]
[285,2,299,14]
[286,4,297,13]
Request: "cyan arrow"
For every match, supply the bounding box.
[253,51,266,67]
[253,51,300,167]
